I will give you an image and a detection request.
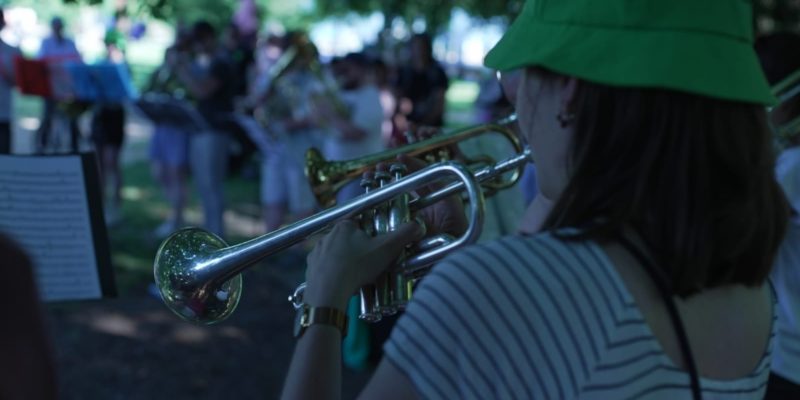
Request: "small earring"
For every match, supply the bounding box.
[557,111,576,128]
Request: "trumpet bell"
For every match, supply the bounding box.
[154,228,243,324]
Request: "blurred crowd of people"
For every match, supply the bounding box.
[144,20,455,239]
[0,8,518,240]
[0,11,130,223]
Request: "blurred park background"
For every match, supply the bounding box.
[5,0,800,398]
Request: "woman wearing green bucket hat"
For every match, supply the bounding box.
[280,1,791,399]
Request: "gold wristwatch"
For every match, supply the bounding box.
[293,303,348,338]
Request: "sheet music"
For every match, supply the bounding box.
[0,156,102,301]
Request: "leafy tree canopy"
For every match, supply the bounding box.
[52,0,800,35]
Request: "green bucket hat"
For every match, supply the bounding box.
[485,0,776,105]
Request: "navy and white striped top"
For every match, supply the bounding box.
[384,232,775,399]
[771,220,800,384]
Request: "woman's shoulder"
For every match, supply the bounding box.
[394,231,641,398]
[422,231,628,307]
[433,231,609,280]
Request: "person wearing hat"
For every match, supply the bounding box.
[280,1,790,398]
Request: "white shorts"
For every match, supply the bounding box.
[260,150,316,213]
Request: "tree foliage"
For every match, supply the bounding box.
[57,0,800,35]
[316,0,800,35]
[315,0,523,33]
[754,0,800,33]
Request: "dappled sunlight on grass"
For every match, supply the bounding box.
[172,324,212,344]
[87,312,141,339]
[225,209,266,238]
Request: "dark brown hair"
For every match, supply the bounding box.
[543,80,790,297]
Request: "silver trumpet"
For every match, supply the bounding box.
[154,149,532,325]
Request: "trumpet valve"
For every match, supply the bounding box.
[359,174,377,236]
[388,163,411,232]
[374,170,391,187]
[359,284,382,322]
[359,174,376,192]
[389,163,408,179]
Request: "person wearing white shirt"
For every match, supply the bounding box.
[320,53,384,203]
[36,16,82,153]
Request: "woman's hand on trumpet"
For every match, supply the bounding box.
[303,220,424,310]
[303,155,470,310]
[399,155,469,237]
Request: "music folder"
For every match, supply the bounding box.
[0,153,116,301]
[134,94,210,132]
[15,56,137,102]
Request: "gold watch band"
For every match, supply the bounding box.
[295,304,348,338]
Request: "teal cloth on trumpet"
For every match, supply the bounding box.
[342,296,371,371]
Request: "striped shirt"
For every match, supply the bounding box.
[384,232,775,399]
[771,220,800,384]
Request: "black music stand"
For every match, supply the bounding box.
[134,94,210,132]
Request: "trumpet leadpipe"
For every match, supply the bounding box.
[410,147,532,211]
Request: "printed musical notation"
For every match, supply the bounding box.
[0,156,102,301]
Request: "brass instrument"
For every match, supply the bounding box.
[770,68,800,147]
[153,148,532,325]
[254,35,349,131]
[306,114,524,208]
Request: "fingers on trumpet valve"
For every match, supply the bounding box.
[356,161,418,320]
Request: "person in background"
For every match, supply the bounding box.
[91,28,127,225]
[36,16,82,153]
[320,52,384,203]
[232,0,260,52]
[222,23,255,100]
[147,31,193,238]
[37,16,80,64]
[372,59,397,148]
[393,33,448,141]
[754,31,800,399]
[0,8,20,154]
[259,32,322,233]
[175,21,234,238]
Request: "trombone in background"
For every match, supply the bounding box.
[153,139,532,325]
[770,68,800,149]
[306,114,525,208]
